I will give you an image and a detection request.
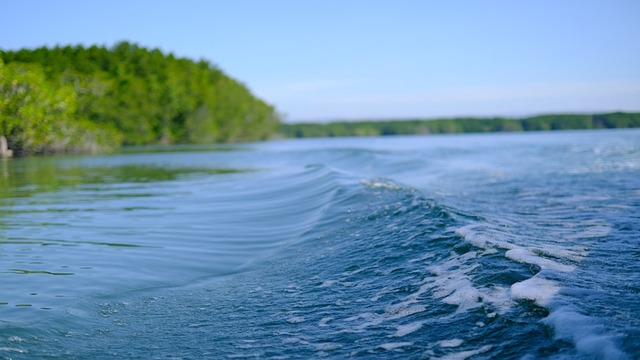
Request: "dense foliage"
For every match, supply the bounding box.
[278,113,640,138]
[1,42,280,156]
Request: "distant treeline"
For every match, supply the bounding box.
[0,42,280,156]
[278,113,640,138]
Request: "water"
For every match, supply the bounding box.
[0,129,639,359]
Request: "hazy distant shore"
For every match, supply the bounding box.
[278,112,640,138]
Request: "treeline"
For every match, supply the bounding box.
[278,113,640,138]
[0,42,280,156]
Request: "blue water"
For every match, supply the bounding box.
[0,129,639,359]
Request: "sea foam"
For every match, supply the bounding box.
[543,306,630,360]
[510,276,559,306]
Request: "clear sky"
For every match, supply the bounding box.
[2,0,639,122]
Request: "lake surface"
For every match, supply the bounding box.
[0,129,639,359]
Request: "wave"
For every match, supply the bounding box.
[0,161,357,326]
[35,174,556,358]
[2,130,638,359]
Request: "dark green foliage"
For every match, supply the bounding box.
[279,113,640,138]
[593,112,640,129]
[0,42,280,155]
[0,60,122,156]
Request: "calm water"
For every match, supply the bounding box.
[0,129,639,359]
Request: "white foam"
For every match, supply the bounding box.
[318,317,333,327]
[438,339,464,348]
[529,245,588,262]
[319,280,337,288]
[505,248,575,272]
[456,223,594,274]
[479,248,498,255]
[454,221,628,359]
[438,345,493,360]
[428,251,478,276]
[542,306,629,360]
[282,337,309,345]
[416,247,515,316]
[0,347,27,354]
[344,312,385,331]
[370,287,392,302]
[8,336,23,343]
[384,303,427,319]
[392,321,424,337]
[455,225,516,251]
[314,342,342,351]
[428,273,482,312]
[440,278,483,312]
[455,225,491,248]
[379,342,413,350]
[565,225,612,240]
[361,178,406,190]
[344,303,426,332]
[510,276,560,306]
[286,316,305,324]
[425,251,512,313]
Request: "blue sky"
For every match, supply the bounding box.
[2,0,639,122]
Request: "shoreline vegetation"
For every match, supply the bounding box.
[1,43,639,158]
[1,42,280,157]
[277,112,640,139]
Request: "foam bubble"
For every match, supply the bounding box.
[440,279,483,312]
[455,225,490,248]
[529,245,588,262]
[439,339,464,348]
[438,345,493,360]
[318,317,333,327]
[510,276,559,306]
[0,347,27,354]
[282,337,309,345]
[392,321,424,337]
[344,304,426,332]
[379,342,413,350]
[505,248,575,272]
[454,225,514,251]
[542,306,629,359]
[426,252,496,313]
[286,316,305,324]
[361,178,406,190]
[319,280,337,288]
[384,303,427,318]
[8,336,23,343]
[314,342,342,351]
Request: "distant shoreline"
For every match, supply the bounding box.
[277,112,640,138]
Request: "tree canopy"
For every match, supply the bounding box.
[1,42,280,156]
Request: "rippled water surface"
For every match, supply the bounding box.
[1,129,639,359]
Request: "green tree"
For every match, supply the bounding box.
[0,60,121,155]
[1,42,281,154]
